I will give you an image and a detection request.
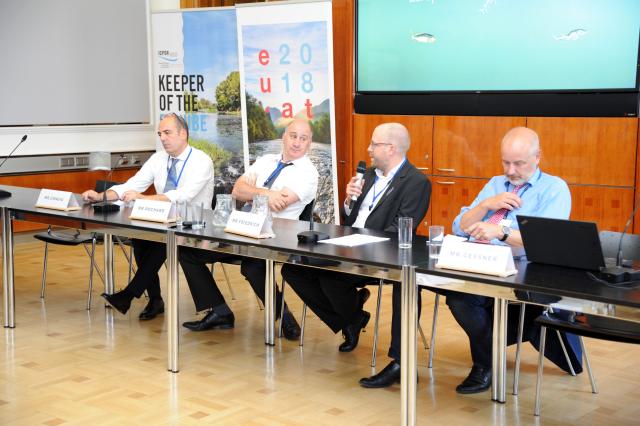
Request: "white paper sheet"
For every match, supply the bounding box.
[318,234,390,247]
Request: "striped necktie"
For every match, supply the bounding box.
[163,158,179,192]
[487,184,525,225]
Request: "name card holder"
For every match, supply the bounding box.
[435,235,517,277]
[129,199,175,223]
[35,189,82,211]
[225,210,275,239]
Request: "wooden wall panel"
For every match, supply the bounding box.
[332,0,354,211]
[433,116,525,178]
[527,117,638,186]
[637,122,640,234]
[569,186,635,232]
[353,114,433,171]
[0,169,140,232]
[430,177,489,235]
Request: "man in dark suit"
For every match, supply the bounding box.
[282,122,431,352]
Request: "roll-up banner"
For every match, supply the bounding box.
[152,8,245,189]
[236,0,338,224]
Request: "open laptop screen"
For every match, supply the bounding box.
[517,216,606,271]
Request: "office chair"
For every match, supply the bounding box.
[34,180,134,309]
[532,230,640,416]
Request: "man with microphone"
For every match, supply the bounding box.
[81,113,214,320]
[282,122,431,352]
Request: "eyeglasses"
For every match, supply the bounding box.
[369,141,393,148]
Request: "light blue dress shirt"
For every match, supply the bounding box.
[452,168,571,245]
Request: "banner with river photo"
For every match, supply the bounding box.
[236,1,338,224]
[151,8,245,194]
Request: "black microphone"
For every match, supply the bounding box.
[93,155,125,213]
[0,135,28,199]
[349,160,367,210]
[599,204,640,283]
[297,199,329,244]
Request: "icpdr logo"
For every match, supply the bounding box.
[158,50,178,62]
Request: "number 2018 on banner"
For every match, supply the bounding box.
[258,43,315,119]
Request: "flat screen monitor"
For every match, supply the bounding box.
[355,0,640,116]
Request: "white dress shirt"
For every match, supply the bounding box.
[109,146,214,207]
[347,159,406,228]
[245,153,319,220]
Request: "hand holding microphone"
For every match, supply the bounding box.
[347,160,367,210]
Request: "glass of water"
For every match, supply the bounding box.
[398,217,413,248]
[188,201,205,230]
[429,225,444,259]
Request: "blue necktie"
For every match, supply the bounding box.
[164,158,178,192]
[263,161,292,189]
[242,161,292,212]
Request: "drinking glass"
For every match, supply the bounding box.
[429,225,445,259]
[398,217,413,248]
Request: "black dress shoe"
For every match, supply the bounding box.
[339,310,371,352]
[101,290,132,315]
[456,365,492,394]
[281,310,301,341]
[359,360,401,388]
[138,298,164,321]
[182,310,235,331]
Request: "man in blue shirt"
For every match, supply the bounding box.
[447,127,581,394]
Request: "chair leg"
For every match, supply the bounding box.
[40,242,49,299]
[418,321,428,350]
[371,279,384,367]
[299,303,307,346]
[220,264,237,300]
[555,330,576,376]
[86,238,96,310]
[580,337,598,394]
[534,325,548,416]
[278,279,287,338]
[513,302,527,395]
[428,294,440,368]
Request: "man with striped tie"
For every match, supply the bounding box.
[81,113,214,320]
[446,126,580,394]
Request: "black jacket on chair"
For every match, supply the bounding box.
[342,160,431,232]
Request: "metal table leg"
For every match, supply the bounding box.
[264,259,275,346]
[2,207,15,328]
[400,264,417,426]
[103,232,115,297]
[492,297,508,403]
[166,230,179,373]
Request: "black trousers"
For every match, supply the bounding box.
[281,263,370,333]
[125,239,166,300]
[179,251,285,318]
[179,247,233,312]
[240,258,284,318]
[387,283,422,361]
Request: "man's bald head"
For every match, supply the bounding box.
[501,127,541,185]
[374,122,411,155]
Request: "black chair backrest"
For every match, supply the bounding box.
[299,199,314,221]
[95,180,120,193]
[599,231,640,262]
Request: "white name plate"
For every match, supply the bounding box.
[129,199,174,223]
[225,210,274,239]
[435,235,517,277]
[35,189,81,211]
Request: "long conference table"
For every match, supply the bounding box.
[2,184,640,426]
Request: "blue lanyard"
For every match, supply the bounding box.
[167,147,192,188]
[369,159,406,211]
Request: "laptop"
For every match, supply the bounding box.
[516,216,606,271]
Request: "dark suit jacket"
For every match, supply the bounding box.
[342,160,431,233]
